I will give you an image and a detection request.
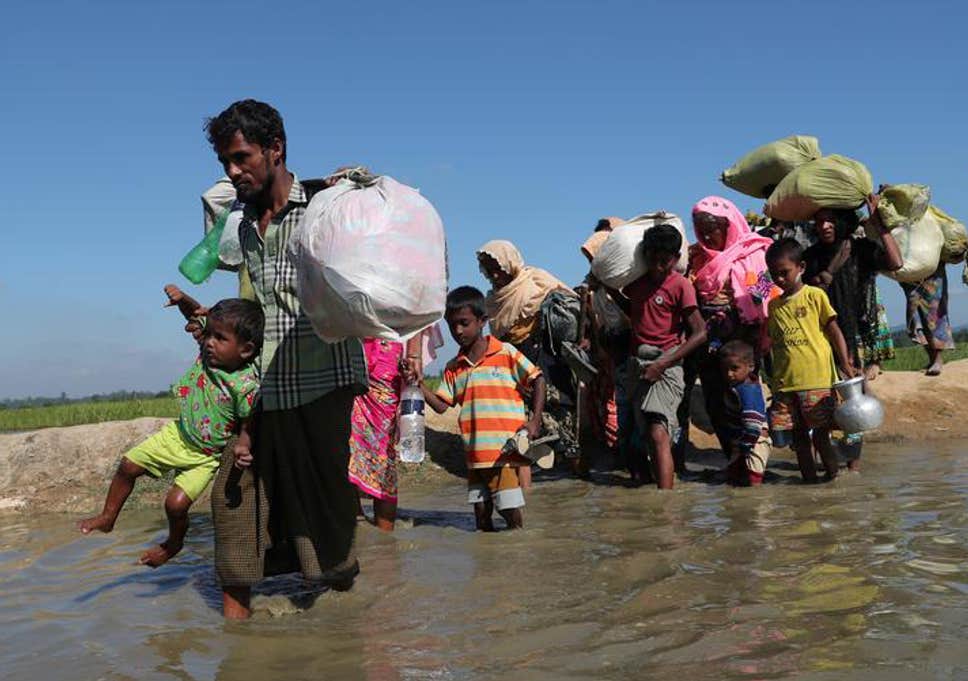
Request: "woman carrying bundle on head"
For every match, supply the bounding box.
[688,196,779,459]
[477,240,584,480]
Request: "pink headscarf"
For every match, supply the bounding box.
[690,196,777,325]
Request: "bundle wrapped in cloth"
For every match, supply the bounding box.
[289,174,448,342]
[875,183,931,230]
[590,212,688,289]
[882,208,944,283]
[721,135,821,199]
[870,184,967,281]
[765,155,873,222]
[932,205,968,264]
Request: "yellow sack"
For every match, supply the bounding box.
[933,205,968,264]
[876,184,931,230]
[721,135,821,199]
[765,155,873,222]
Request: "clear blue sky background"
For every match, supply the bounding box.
[2,0,966,399]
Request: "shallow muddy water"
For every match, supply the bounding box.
[2,441,968,680]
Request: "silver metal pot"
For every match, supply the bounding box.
[832,376,884,434]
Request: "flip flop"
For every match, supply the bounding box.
[506,431,559,469]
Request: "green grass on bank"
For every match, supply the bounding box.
[1,350,962,434]
[0,377,443,433]
[0,397,178,433]
[881,341,968,372]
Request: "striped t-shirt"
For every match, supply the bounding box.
[435,336,541,469]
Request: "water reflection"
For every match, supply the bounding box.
[1,441,967,680]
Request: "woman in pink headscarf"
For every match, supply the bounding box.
[686,196,778,455]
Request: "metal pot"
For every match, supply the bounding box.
[832,376,884,434]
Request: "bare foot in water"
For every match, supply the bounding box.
[926,361,943,377]
[139,541,182,568]
[78,514,116,534]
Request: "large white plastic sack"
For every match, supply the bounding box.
[590,212,688,289]
[289,175,448,342]
[883,208,944,283]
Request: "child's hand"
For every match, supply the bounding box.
[164,284,185,306]
[839,361,859,379]
[642,358,670,384]
[401,357,423,385]
[525,416,542,441]
[233,439,253,469]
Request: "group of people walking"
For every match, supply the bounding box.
[78,99,958,620]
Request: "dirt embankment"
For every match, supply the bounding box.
[0,411,465,515]
[3,362,967,514]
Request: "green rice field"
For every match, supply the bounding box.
[0,397,177,433]
[0,352,963,434]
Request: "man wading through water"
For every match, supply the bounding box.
[202,100,368,619]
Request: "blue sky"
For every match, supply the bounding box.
[2,0,966,398]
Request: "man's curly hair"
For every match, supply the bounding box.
[205,99,287,161]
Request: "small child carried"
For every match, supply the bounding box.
[78,285,262,566]
[765,238,857,483]
[417,286,545,531]
[718,340,770,486]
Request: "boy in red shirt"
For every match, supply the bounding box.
[615,225,707,489]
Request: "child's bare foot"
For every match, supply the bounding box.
[864,363,880,381]
[139,541,182,568]
[78,514,116,534]
[925,361,943,377]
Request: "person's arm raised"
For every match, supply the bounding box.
[164,284,208,341]
[865,193,903,272]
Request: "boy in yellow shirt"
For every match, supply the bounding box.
[765,239,857,483]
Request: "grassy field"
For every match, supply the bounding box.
[0,350,964,434]
[881,341,968,372]
[0,377,444,433]
[0,397,177,433]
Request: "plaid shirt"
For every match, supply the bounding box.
[240,174,367,411]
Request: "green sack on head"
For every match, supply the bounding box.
[765,155,873,222]
[932,205,968,264]
[721,135,821,199]
[876,184,931,230]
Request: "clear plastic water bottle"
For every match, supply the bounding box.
[397,383,426,463]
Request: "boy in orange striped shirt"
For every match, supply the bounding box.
[419,286,546,530]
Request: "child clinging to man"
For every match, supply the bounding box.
[765,238,857,483]
[612,224,707,489]
[718,340,770,486]
[78,285,262,566]
[415,286,545,531]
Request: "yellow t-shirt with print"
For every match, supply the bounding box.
[767,285,838,393]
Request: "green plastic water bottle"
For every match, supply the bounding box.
[179,210,228,284]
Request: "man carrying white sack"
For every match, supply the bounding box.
[202,100,369,619]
